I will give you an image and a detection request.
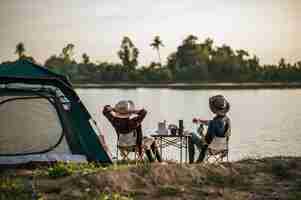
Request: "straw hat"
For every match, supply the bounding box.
[113,100,135,118]
[209,95,230,115]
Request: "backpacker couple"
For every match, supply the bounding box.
[102,95,231,164]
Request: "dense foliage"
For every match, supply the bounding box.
[3,36,301,83]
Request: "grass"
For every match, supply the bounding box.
[288,192,301,200]
[35,161,131,178]
[0,178,32,200]
[259,157,298,180]
[202,164,251,189]
[157,185,183,196]
[1,156,300,200]
[270,160,291,178]
[46,162,101,178]
[136,162,152,176]
[288,178,301,200]
[206,171,226,186]
[98,192,134,200]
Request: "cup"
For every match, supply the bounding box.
[156,120,168,135]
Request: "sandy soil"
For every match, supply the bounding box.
[1,157,301,200]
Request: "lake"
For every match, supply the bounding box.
[76,88,301,161]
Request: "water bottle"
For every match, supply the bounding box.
[178,120,184,136]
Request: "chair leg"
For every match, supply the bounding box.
[134,150,138,165]
[117,146,145,165]
[135,148,144,165]
[205,148,230,164]
[116,146,119,161]
[203,151,209,163]
[120,149,130,161]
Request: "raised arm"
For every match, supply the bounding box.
[131,109,147,125]
[102,105,115,124]
[192,118,209,125]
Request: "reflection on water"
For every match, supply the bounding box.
[76,88,301,161]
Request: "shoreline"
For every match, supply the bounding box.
[1,156,300,200]
[73,82,301,89]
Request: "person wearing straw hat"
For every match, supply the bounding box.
[189,95,231,163]
[102,100,162,162]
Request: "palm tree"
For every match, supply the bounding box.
[204,38,214,53]
[61,43,75,63]
[15,42,25,59]
[150,36,164,66]
[183,35,198,46]
[118,36,139,71]
[278,58,286,69]
[82,53,90,64]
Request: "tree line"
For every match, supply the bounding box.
[4,35,301,83]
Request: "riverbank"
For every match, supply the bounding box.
[1,156,301,200]
[73,82,301,90]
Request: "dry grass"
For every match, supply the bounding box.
[1,156,301,200]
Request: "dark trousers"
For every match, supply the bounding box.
[188,132,208,163]
[135,125,162,162]
[145,142,162,162]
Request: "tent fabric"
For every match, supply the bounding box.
[67,104,113,161]
[0,76,79,103]
[0,95,70,155]
[0,154,87,165]
[0,59,69,84]
[0,61,113,165]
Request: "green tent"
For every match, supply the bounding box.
[0,59,112,165]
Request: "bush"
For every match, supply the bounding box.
[47,162,72,178]
[0,178,32,200]
[46,162,100,178]
[98,192,134,200]
[158,185,182,196]
[270,160,291,179]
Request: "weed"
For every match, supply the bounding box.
[270,160,291,179]
[104,163,130,171]
[139,162,151,175]
[46,162,102,178]
[0,178,32,200]
[204,167,251,189]
[158,185,182,196]
[47,163,71,178]
[0,178,26,193]
[206,172,226,186]
[287,191,301,200]
[98,192,134,200]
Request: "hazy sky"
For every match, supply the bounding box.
[0,0,300,65]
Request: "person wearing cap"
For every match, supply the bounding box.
[189,95,231,163]
[102,100,162,163]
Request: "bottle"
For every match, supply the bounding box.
[178,120,184,136]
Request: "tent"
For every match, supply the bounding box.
[0,59,112,165]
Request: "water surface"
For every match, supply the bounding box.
[76,89,301,161]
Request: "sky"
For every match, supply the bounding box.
[0,0,300,65]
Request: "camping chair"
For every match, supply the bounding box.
[116,130,144,164]
[205,124,231,163]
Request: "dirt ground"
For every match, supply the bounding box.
[1,157,301,200]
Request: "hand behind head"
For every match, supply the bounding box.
[192,118,198,123]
